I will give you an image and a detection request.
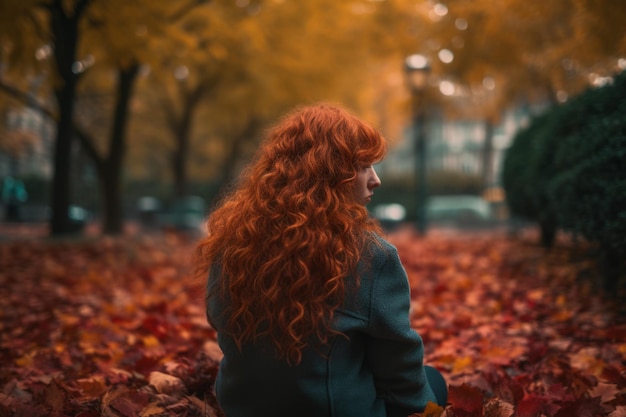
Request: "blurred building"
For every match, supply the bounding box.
[0,107,55,178]
[378,106,529,189]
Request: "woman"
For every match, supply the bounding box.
[194,103,447,417]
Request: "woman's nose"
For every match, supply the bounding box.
[369,169,381,188]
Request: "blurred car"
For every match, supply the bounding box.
[426,195,492,228]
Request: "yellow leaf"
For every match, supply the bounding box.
[140,403,165,417]
[143,335,160,348]
[452,356,473,373]
[15,350,36,367]
[422,401,444,417]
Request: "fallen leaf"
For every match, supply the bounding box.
[139,403,165,417]
[43,380,65,412]
[448,383,484,416]
[589,383,619,404]
[484,398,514,417]
[421,401,444,417]
[77,376,108,399]
[203,340,224,362]
[148,371,188,396]
[516,394,545,417]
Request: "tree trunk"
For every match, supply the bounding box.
[171,83,207,199]
[601,245,622,296]
[219,117,260,186]
[50,82,77,235]
[171,101,193,199]
[539,219,556,249]
[48,0,90,235]
[100,64,140,234]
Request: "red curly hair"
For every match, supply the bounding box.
[194,103,387,364]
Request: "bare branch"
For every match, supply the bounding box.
[0,81,55,120]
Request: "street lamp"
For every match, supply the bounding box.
[405,54,431,235]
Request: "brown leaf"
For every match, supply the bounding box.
[43,381,65,412]
[104,387,150,417]
[77,376,108,399]
[148,371,188,396]
[187,395,222,417]
[589,383,619,403]
[484,398,514,417]
[609,406,626,417]
[203,340,224,362]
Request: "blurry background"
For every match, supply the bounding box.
[0,0,624,236]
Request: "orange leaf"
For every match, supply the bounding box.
[142,335,161,348]
[77,376,108,399]
[452,356,473,373]
[422,401,444,417]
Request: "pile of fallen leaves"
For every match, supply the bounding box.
[0,228,624,417]
[391,228,626,417]
[0,233,221,417]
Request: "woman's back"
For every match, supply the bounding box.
[207,236,437,417]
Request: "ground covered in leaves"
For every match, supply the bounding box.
[0,227,624,417]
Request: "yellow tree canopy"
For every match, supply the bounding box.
[389,0,626,121]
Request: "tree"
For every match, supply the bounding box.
[0,0,93,235]
[130,0,414,198]
[384,0,626,198]
[0,0,211,235]
[70,1,210,233]
[0,0,139,235]
[407,0,626,111]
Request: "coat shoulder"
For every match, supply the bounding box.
[365,234,400,265]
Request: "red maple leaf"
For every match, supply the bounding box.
[448,383,485,416]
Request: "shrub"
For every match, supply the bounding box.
[502,71,626,291]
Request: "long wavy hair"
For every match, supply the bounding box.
[194,103,387,364]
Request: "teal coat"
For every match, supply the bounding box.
[206,235,437,417]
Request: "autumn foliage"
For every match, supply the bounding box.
[1,227,625,417]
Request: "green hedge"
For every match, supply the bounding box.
[502,111,562,246]
[502,71,626,290]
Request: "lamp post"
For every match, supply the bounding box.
[405,54,431,235]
